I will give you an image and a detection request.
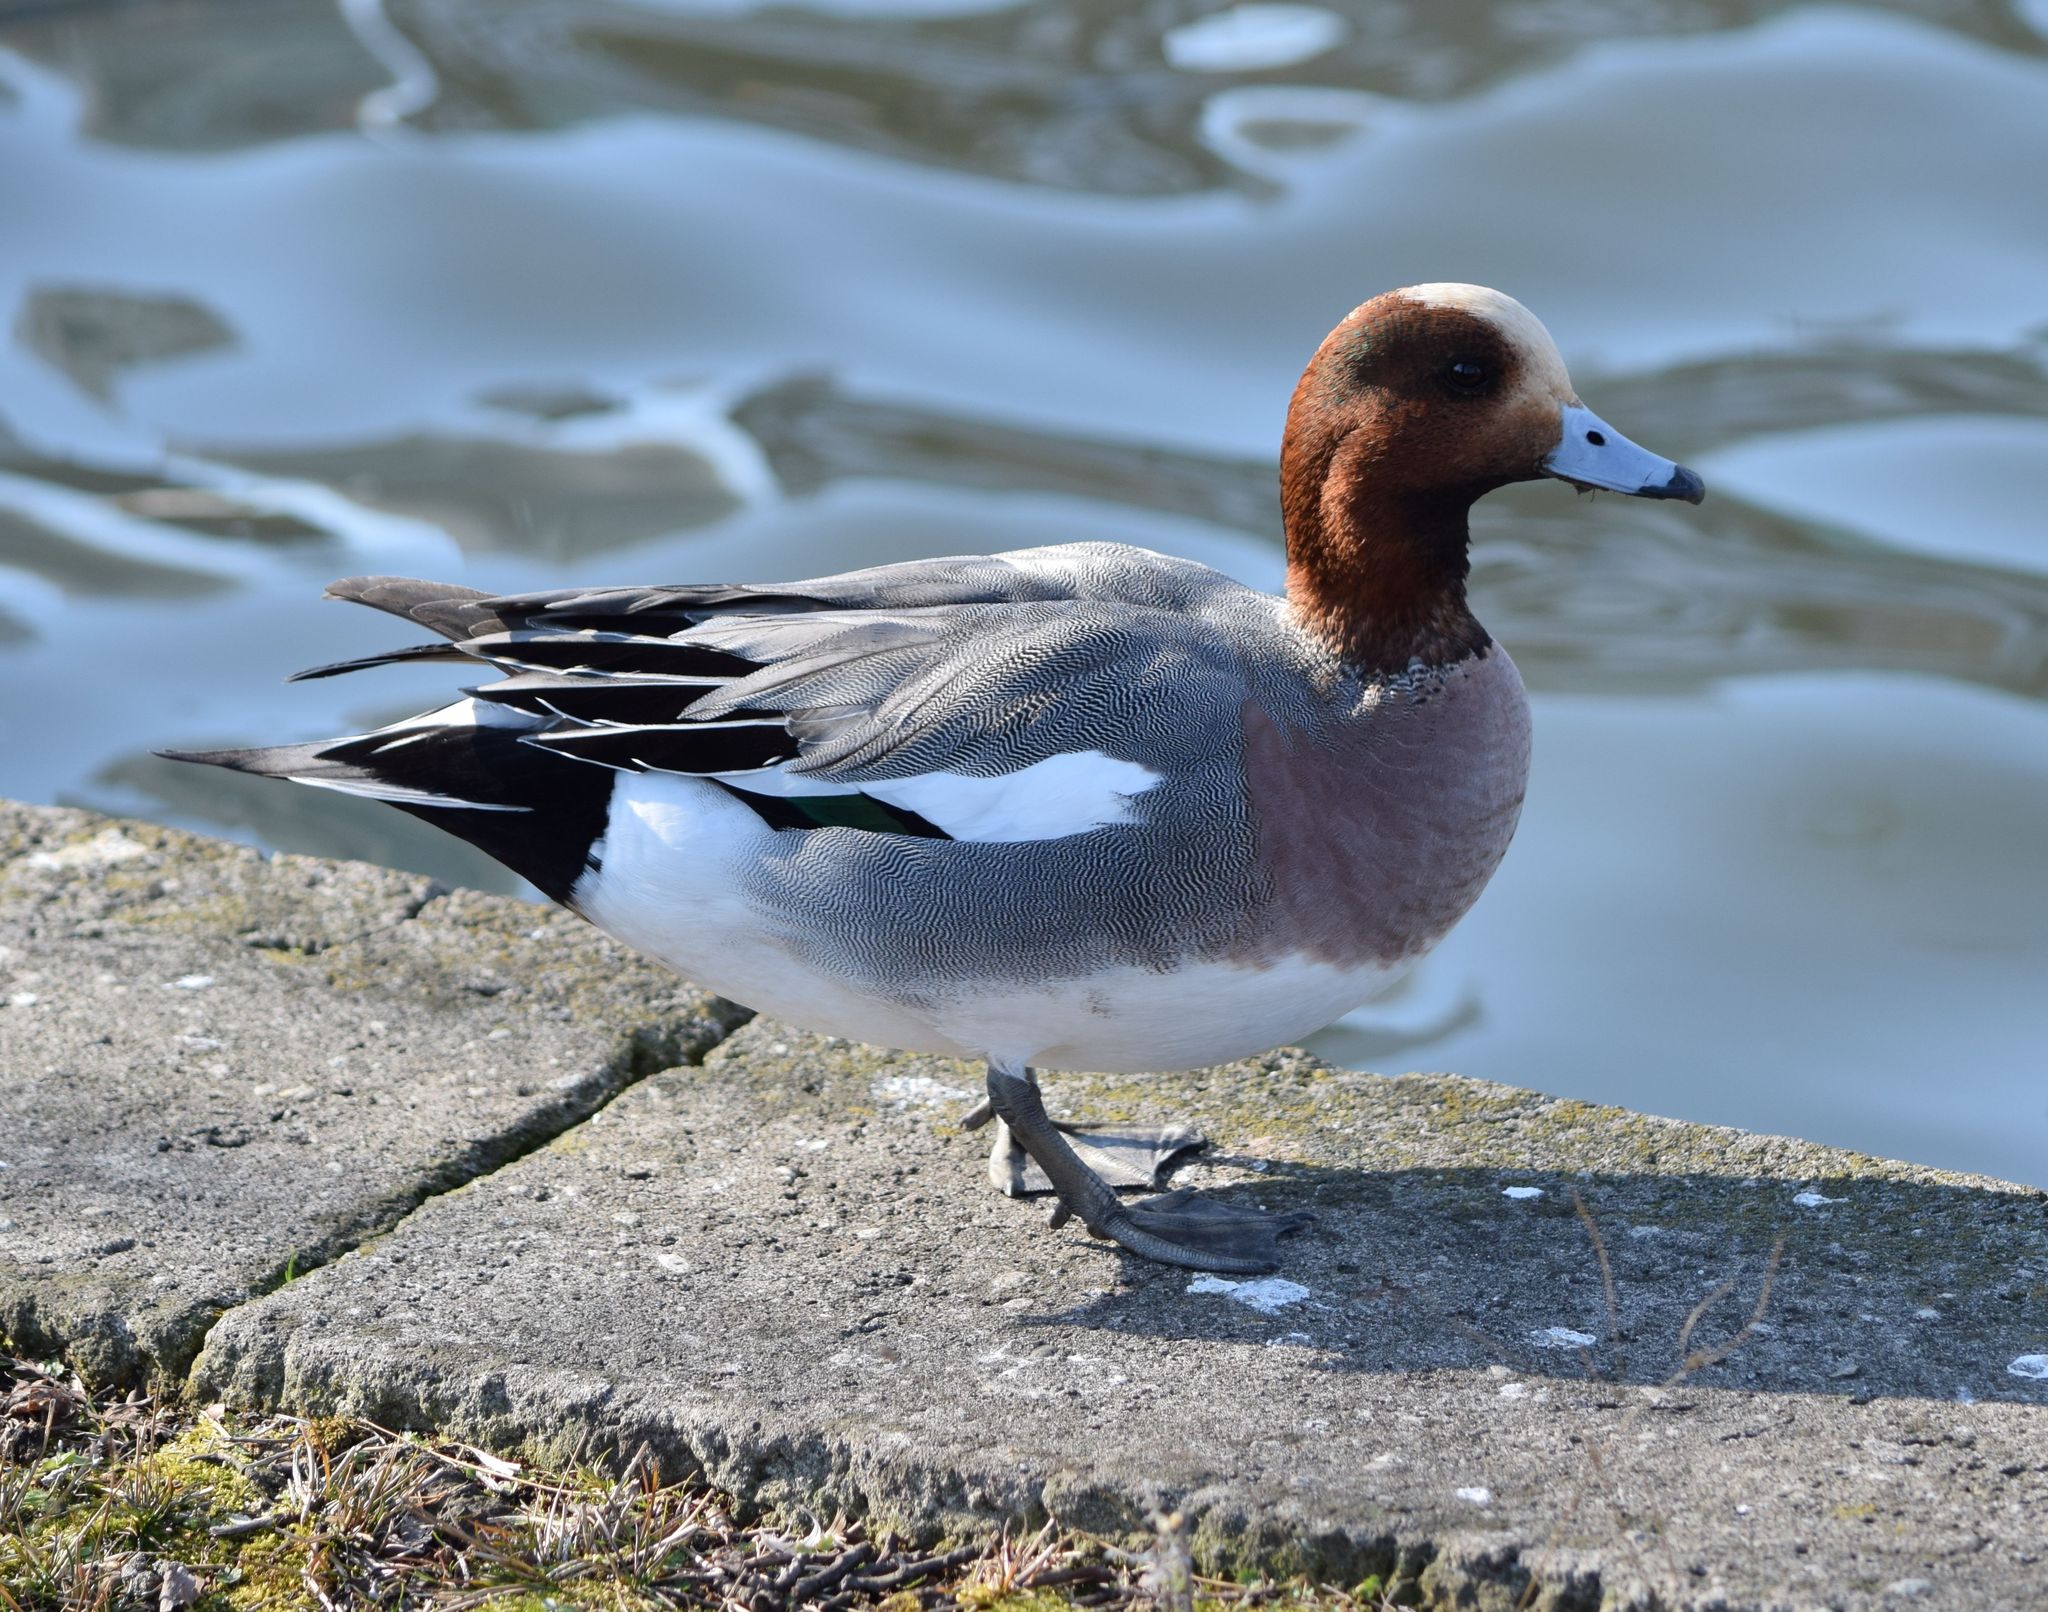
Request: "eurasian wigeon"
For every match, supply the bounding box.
[167,283,1705,1273]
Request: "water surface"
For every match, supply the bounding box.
[1,0,2044,1183]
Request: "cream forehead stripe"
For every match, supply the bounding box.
[1397,282,1577,402]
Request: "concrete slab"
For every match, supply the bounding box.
[197,1019,2048,1610]
[0,803,746,1385]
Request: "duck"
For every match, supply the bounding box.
[165,284,1704,1274]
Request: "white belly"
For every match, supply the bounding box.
[573,772,1404,1071]
[917,952,1406,1071]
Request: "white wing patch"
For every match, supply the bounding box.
[714,749,1163,843]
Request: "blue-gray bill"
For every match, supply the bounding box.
[1545,402,1706,503]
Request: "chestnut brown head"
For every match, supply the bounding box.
[1280,283,1703,671]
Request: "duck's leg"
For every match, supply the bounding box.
[980,1061,1310,1274]
[958,1080,1205,1198]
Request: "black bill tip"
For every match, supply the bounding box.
[1646,464,1706,505]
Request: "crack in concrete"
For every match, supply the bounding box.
[0,798,764,1388]
[3,994,759,1390]
[221,994,761,1342]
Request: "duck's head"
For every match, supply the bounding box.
[1280,282,1703,672]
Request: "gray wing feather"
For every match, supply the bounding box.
[476,542,1277,788]
[323,544,1286,794]
[684,599,1258,783]
[514,541,1245,621]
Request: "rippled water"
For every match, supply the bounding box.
[2,0,2044,1184]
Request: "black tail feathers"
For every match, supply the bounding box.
[156,725,613,905]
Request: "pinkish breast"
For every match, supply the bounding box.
[1240,646,1532,968]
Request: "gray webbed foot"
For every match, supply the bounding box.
[980,1061,1309,1275]
[985,1114,1205,1198]
[1090,1188,1313,1274]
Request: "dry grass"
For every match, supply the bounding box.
[0,1358,1388,1612]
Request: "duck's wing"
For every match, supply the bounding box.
[469,544,1267,835]
[447,539,1242,622]
[553,591,1249,786]
[165,545,1275,887]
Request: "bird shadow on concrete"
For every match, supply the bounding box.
[1010,1159,2048,1407]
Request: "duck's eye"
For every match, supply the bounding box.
[1444,359,1489,394]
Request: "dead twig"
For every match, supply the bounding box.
[786,1540,877,1600]
[1515,1223,1789,1612]
[206,1512,286,1540]
[1675,1235,1785,1377]
[848,1541,980,1591]
[1570,1188,1626,1378]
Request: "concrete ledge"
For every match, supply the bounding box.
[195,1021,2048,1608]
[5,802,2047,1608]
[0,803,746,1385]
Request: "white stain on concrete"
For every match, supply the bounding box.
[1793,1190,1846,1207]
[26,829,151,871]
[872,1073,973,1108]
[1454,1486,1492,1506]
[1502,1185,1544,1200]
[2006,1354,2048,1380]
[1187,1274,1312,1313]
[1531,1327,1599,1350]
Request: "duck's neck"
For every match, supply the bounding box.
[1281,434,1490,676]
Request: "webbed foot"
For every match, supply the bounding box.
[984,1115,1205,1197]
[980,1062,1311,1274]
[1084,1187,1313,1274]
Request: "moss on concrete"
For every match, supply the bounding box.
[1,1411,314,1612]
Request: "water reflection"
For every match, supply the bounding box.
[0,0,2043,1184]
[1700,414,2048,576]
[16,0,2043,194]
